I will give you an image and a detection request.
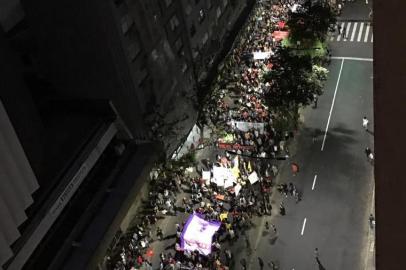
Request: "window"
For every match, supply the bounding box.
[169,15,180,31]
[175,37,183,53]
[190,24,196,37]
[171,78,178,91]
[216,7,222,19]
[202,32,209,46]
[222,0,228,8]
[164,0,172,7]
[151,49,159,61]
[138,72,149,87]
[182,62,188,73]
[185,4,192,15]
[114,0,124,7]
[198,9,205,24]
[127,42,141,62]
[121,14,134,35]
[207,0,212,9]
[192,49,199,59]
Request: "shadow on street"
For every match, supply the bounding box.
[317,258,326,270]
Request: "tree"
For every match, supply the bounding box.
[287,1,337,45]
[263,46,323,108]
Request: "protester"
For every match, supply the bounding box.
[362,116,369,131]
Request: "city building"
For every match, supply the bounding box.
[0,0,254,269]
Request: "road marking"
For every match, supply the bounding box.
[343,22,351,41]
[301,218,307,235]
[344,22,351,41]
[330,56,373,62]
[321,59,344,151]
[312,175,317,190]
[337,22,344,41]
[350,22,358,41]
[370,185,375,213]
[357,22,364,42]
[370,33,373,42]
[364,181,376,270]
[364,25,370,42]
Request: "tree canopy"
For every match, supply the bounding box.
[287,1,337,44]
[263,46,328,108]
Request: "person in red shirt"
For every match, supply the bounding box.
[136,255,143,266]
[291,162,299,176]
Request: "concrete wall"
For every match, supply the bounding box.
[0,99,39,267]
[0,0,24,31]
[0,29,44,178]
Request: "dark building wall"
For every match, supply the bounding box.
[180,0,248,77]
[21,0,148,137]
[0,28,43,176]
[21,0,200,139]
[124,0,196,113]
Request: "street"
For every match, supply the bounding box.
[245,58,374,270]
[243,2,374,269]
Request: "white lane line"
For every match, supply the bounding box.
[321,59,344,151]
[344,22,351,41]
[312,175,317,190]
[370,185,375,213]
[301,218,307,235]
[330,56,373,61]
[357,22,364,42]
[370,33,373,42]
[350,22,358,41]
[364,25,370,42]
[364,184,376,270]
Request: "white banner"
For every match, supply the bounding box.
[230,121,265,133]
[253,51,272,60]
[234,184,242,196]
[248,171,259,184]
[212,166,237,187]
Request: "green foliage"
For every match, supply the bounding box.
[272,105,300,134]
[282,38,327,59]
[287,1,337,44]
[263,46,329,109]
[168,151,197,169]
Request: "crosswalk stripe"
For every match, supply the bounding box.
[344,22,351,41]
[350,22,358,41]
[364,24,370,42]
[357,23,364,42]
[337,22,345,41]
[370,33,373,42]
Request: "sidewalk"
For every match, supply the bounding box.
[364,186,375,270]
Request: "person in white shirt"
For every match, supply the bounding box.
[362,116,369,131]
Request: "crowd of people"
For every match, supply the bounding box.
[108,0,311,269]
[202,0,311,159]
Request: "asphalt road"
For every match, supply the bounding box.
[242,4,375,268]
[243,59,373,270]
